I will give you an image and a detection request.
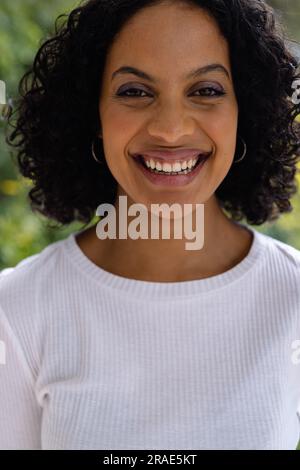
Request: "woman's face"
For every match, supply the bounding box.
[99,0,238,209]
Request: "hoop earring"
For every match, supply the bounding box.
[91,136,103,164]
[233,135,247,163]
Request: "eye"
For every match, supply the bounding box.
[116,88,149,98]
[115,86,226,99]
[192,87,226,98]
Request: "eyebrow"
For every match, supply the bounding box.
[111,63,230,82]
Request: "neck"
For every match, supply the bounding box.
[77,193,253,283]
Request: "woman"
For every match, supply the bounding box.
[1,0,300,450]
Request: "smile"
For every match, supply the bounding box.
[131,152,211,187]
[136,154,204,175]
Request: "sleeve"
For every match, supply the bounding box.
[0,305,42,449]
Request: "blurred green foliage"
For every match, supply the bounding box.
[0,0,300,270]
[0,0,299,452]
[0,0,93,268]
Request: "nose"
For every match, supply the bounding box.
[146,101,198,142]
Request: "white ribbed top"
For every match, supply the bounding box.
[0,225,299,450]
[65,227,264,298]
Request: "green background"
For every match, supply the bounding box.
[0,0,299,450]
[0,0,300,268]
[0,0,300,267]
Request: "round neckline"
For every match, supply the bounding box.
[63,224,266,299]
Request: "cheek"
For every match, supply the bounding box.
[102,103,140,135]
[207,100,238,133]
[203,106,238,183]
[206,104,238,158]
[100,106,134,171]
[101,105,151,189]
[104,108,138,153]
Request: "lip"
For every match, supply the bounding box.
[132,148,212,163]
[131,152,210,187]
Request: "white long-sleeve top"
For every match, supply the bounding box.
[0,225,299,450]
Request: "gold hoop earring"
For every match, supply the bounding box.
[91,137,103,164]
[233,135,247,163]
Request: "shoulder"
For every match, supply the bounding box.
[0,236,70,330]
[257,230,300,268]
[254,229,300,290]
[0,236,68,295]
[0,235,72,375]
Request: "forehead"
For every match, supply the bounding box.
[105,2,231,80]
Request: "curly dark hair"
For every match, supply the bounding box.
[6,0,300,226]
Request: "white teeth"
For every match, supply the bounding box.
[181,161,187,170]
[141,155,200,173]
[162,162,172,172]
[172,162,182,172]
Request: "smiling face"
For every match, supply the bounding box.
[99,0,239,209]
